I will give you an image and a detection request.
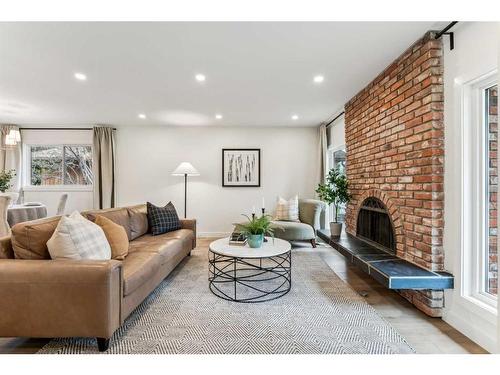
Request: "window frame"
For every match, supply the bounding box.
[462,71,498,309]
[23,143,94,192]
[326,144,347,223]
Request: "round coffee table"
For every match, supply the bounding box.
[208,237,292,303]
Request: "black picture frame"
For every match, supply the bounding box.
[222,148,261,187]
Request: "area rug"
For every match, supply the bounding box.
[38,246,415,354]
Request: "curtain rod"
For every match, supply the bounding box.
[325,111,345,128]
[19,127,117,131]
[434,21,458,39]
[434,21,458,50]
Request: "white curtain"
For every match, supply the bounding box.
[93,126,116,209]
[0,125,22,199]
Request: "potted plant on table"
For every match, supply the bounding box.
[0,169,17,206]
[235,214,275,248]
[316,167,351,237]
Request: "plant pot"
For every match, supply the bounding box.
[330,222,342,237]
[0,192,18,207]
[247,234,264,248]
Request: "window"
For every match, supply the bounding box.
[463,73,498,308]
[327,147,347,222]
[27,145,93,187]
[485,85,497,296]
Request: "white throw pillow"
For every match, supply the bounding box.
[47,211,112,260]
[274,195,299,222]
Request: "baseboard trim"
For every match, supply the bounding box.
[442,308,496,353]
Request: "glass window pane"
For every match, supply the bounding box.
[64,146,93,185]
[333,149,347,222]
[486,85,498,296]
[30,146,63,185]
[333,150,346,173]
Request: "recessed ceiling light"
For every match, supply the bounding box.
[138,113,146,119]
[313,75,324,83]
[291,115,299,120]
[195,74,206,82]
[215,114,223,120]
[74,72,87,81]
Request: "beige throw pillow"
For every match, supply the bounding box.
[94,214,129,260]
[274,195,299,221]
[47,211,111,260]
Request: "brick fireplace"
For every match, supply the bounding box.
[344,31,445,316]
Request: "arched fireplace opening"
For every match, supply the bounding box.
[356,197,396,255]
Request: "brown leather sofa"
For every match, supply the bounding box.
[0,204,196,351]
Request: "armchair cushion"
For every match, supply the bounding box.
[272,220,315,241]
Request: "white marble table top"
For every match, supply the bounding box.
[209,237,291,258]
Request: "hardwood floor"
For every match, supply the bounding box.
[0,237,488,354]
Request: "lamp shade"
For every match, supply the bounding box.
[172,162,200,176]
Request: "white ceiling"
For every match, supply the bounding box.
[0,22,445,127]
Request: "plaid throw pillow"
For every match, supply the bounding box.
[47,211,111,260]
[147,201,181,236]
[274,195,300,222]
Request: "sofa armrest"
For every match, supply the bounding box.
[298,199,327,231]
[180,219,197,248]
[0,259,122,339]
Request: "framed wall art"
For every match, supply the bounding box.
[222,148,260,187]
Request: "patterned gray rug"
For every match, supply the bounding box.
[38,246,415,354]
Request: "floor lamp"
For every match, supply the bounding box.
[172,162,200,218]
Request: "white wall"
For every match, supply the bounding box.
[442,22,499,353]
[21,129,94,216]
[115,125,318,236]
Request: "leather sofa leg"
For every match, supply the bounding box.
[188,251,192,256]
[97,337,110,352]
[310,239,317,248]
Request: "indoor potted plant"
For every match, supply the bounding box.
[235,214,275,248]
[0,169,17,206]
[316,167,351,237]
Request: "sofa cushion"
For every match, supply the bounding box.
[83,207,132,240]
[272,220,315,241]
[11,215,61,259]
[147,201,180,236]
[94,214,129,260]
[122,252,161,296]
[129,236,184,265]
[128,204,148,240]
[47,211,111,260]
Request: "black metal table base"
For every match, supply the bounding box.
[208,250,292,303]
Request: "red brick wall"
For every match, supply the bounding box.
[344,32,445,316]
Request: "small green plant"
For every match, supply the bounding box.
[316,167,351,223]
[0,169,16,193]
[235,214,275,237]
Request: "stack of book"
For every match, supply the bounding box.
[229,231,247,246]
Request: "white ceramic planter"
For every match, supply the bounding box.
[330,222,342,237]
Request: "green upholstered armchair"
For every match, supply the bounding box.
[272,199,326,247]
